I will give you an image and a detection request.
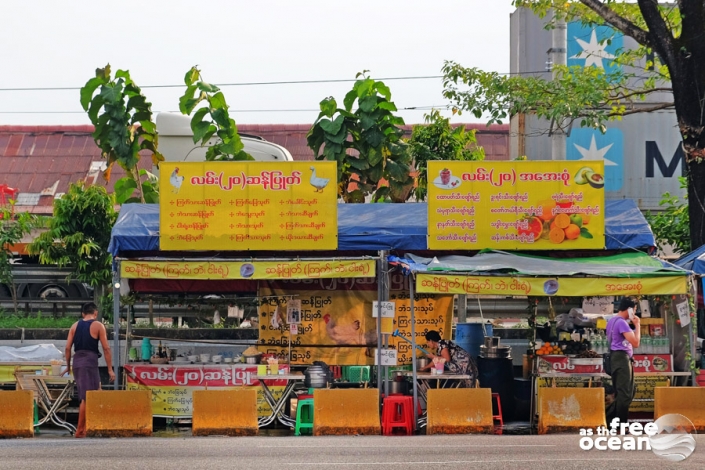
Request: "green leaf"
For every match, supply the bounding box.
[320,115,345,135]
[343,90,357,112]
[579,227,593,239]
[377,101,397,112]
[193,121,216,144]
[100,83,123,104]
[179,85,199,114]
[191,107,209,128]
[359,96,377,113]
[375,82,391,100]
[80,77,105,111]
[197,81,220,93]
[184,67,200,86]
[319,97,337,117]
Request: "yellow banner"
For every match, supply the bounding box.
[125,383,283,418]
[428,161,605,250]
[0,365,46,384]
[416,273,688,296]
[120,259,375,280]
[160,162,338,251]
[258,283,453,366]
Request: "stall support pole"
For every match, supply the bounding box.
[376,252,384,397]
[112,266,121,390]
[457,295,467,323]
[410,274,418,428]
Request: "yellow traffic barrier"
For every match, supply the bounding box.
[0,390,33,438]
[654,387,705,431]
[192,389,258,436]
[313,389,380,436]
[538,387,605,434]
[426,388,494,434]
[86,390,152,437]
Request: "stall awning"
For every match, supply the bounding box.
[395,251,688,278]
[109,199,656,256]
[674,244,705,275]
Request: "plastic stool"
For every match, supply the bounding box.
[492,393,503,435]
[381,395,414,436]
[295,398,314,436]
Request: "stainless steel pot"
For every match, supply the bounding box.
[416,357,431,370]
[389,379,409,395]
[244,354,261,364]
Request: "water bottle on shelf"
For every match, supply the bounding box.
[643,335,652,355]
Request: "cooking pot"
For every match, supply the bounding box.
[416,357,431,370]
[244,354,262,364]
[304,362,332,388]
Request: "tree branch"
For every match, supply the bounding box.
[636,0,676,67]
[605,102,674,117]
[579,0,652,46]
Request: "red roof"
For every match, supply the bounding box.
[0,123,509,215]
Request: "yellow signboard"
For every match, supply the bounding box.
[416,273,688,296]
[427,161,605,250]
[258,282,453,366]
[159,162,337,251]
[120,259,375,280]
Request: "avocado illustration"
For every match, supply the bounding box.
[587,172,605,189]
[574,167,594,185]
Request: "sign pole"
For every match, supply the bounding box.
[112,264,121,390]
[410,273,418,429]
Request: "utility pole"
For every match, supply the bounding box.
[549,12,567,160]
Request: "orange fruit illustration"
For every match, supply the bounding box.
[549,227,565,244]
[554,213,571,229]
[581,213,591,225]
[564,223,581,240]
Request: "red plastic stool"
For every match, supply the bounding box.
[330,366,342,380]
[381,396,414,435]
[382,394,422,418]
[491,393,503,435]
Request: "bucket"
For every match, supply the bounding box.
[455,323,493,360]
[477,356,515,421]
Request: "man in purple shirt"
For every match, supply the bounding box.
[605,298,641,425]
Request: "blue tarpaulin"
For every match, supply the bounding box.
[109,199,655,256]
[674,245,705,274]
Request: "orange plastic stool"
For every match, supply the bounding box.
[492,393,503,435]
[381,395,414,435]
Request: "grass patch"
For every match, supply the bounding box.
[0,311,76,329]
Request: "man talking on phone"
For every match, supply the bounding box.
[606,298,640,425]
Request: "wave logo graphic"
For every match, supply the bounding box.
[649,413,697,462]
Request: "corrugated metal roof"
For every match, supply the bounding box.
[0,123,509,214]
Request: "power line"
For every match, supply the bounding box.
[0,71,549,92]
[0,105,448,115]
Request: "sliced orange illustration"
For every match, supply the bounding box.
[549,227,566,244]
[554,213,571,229]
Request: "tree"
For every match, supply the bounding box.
[442,1,705,250]
[178,66,254,161]
[645,176,690,255]
[307,72,414,203]
[28,183,117,317]
[80,65,163,204]
[0,207,44,314]
[407,110,485,201]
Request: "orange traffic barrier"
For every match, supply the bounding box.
[654,387,705,431]
[192,389,258,436]
[426,388,494,434]
[538,387,605,434]
[0,390,33,438]
[313,389,380,436]
[86,390,152,437]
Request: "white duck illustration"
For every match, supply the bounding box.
[309,166,330,192]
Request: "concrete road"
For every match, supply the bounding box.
[1,434,704,470]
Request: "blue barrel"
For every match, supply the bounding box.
[455,322,492,360]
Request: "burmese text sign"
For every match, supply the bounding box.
[427,161,605,250]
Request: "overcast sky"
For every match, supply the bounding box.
[0,1,515,126]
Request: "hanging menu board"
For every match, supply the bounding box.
[427,161,605,250]
[160,162,337,251]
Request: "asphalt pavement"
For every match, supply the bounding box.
[1,433,704,470]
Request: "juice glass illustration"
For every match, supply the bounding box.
[440,168,451,185]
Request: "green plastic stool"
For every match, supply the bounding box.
[33,400,39,434]
[295,398,314,436]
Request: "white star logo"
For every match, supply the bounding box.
[573,135,617,166]
[571,30,615,69]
